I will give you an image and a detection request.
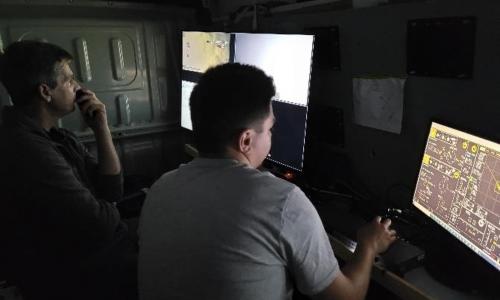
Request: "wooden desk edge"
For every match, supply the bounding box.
[328,234,434,300]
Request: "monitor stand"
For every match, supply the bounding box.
[423,225,498,297]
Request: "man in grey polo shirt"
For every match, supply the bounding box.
[138,63,396,300]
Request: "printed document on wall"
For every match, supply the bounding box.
[353,77,406,134]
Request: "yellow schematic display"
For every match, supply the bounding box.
[413,122,500,271]
[182,32,230,73]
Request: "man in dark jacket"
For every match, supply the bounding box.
[0,40,136,300]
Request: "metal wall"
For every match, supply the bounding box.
[250,0,500,209]
[0,0,196,184]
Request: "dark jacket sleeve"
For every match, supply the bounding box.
[64,129,124,203]
[14,134,122,248]
[82,142,124,203]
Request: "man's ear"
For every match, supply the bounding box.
[237,129,253,154]
[38,84,52,103]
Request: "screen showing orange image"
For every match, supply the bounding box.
[182,32,230,73]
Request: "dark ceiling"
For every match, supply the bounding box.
[114,0,203,8]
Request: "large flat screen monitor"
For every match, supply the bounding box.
[412,122,500,271]
[181,31,314,171]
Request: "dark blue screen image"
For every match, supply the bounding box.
[268,101,308,171]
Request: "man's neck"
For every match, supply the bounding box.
[39,116,57,130]
[222,147,254,168]
[24,104,58,130]
[36,105,59,130]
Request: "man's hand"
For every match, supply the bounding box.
[76,88,121,175]
[76,88,108,131]
[357,216,397,255]
[313,216,397,300]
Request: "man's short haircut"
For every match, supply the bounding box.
[0,40,73,106]
[190,63,276,155]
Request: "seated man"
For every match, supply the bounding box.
[138,63,397,300]
[0,41,136,300]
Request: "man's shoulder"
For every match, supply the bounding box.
[51,127,78,139]
[0,122,48,151]
[250,169,297,190]
[0,123,74,169]
[154,159,299,195]
[225,164,302,204]
[152,168,179,183]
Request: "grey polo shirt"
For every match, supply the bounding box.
[139,158,339,300]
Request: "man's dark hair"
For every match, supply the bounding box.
[0,40,73,106]
[190,63,275,155]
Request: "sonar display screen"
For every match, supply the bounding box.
[413,122,500,271]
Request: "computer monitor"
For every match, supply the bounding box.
[181,31,314,171]
[412,122,500,272]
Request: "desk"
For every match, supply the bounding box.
[316,200,488,300]
[327,229,487,300]
[329,234,431,300]
[324,210,487,300]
